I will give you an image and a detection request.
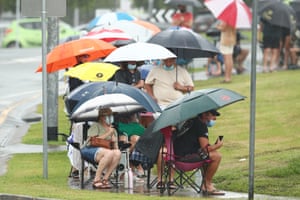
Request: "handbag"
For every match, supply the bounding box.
[90,136,115,149]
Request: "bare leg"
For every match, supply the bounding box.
[223,54,233,82]
[263,48,271,72]
[203,151,222,191]
[270,48,280,72]
[102,149,121,180]
[94,149,113,182]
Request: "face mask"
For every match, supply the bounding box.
[105,115,114,124]
[163,65,174,71]
[127,64,136,70]
[207,120,216,127]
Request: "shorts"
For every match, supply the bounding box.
[220,44,234,55]
[81,146,102,163]
[263,36,280,49]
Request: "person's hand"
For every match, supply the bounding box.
[215,138,223,149]
[173,82,183,91]
[108,126,115,136]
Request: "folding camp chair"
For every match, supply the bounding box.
[159,127,211,196]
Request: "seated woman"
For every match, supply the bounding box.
[117,113,146,177]
[81,108,121,189]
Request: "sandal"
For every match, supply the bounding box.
[92,179,112,189]
[156,181,165,189]
[167,181,176,189]
[203,189,225,195]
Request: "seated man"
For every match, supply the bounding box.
[173,110,224,195]
[81,108,121,189]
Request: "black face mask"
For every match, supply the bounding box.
[179,8,186,13]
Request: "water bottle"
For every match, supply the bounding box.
[195,170,202,187]
[128,167,133,189]
[124,168,129,188]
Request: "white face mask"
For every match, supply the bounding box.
[105,115,114,124]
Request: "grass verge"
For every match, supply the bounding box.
[1,69,300,199]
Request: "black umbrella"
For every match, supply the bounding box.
[147,27,219,60]
[164,0,203,8]
[258,0,297,30]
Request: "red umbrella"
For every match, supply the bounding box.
[204,0,252,29]
[82,29,133,42]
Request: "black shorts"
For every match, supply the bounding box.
[263,36,280,49]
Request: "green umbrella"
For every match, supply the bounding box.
[151,88,245,133]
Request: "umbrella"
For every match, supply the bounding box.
[204,0,252,29]
[147,27,219,60]
[258,1,297,30]
[133,20,161,35]
[64,81,162,115]
[92,20,156,42]
[164,0,203,7]
[151,88,245,133]
[86,12,137,30]
[36,38,116,73]
[70,93,146,122]
[103,42,176,62]
[82,29,133,43]
[64,62,119,82]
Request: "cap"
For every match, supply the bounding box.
[209,109,220,116]
[98,107,113,116]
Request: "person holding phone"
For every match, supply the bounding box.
[173,109,225,195]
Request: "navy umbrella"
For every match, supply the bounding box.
[65,81,162,115]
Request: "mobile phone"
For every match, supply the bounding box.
[215,135,224,144]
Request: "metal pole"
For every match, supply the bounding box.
[16,0,20,48]
[41,0,48,179]
[249,0,258,199]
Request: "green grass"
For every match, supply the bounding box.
[1,70,300,199]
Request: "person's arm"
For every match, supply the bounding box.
[134,79,144,89]
[173,82,194,93]
[144,83,157,102]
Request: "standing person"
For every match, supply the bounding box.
[67,54,89,92]
[81,108,121,189]
[280,27,292,70]
[260,18,281,73]
[217,20,236,83]
[233,32,249,74]
[112,61,144,89]
[171,4,194,29]
[173,110,225,195]
[144,57,194,110]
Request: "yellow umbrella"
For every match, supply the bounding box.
[64,62,119,82]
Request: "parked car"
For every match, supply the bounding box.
[1,18,78,48]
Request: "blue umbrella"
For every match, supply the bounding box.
[86,12,136,30]
[65,81,162,115]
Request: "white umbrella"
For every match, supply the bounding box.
[71,93,146,122]
[104,42,177,62]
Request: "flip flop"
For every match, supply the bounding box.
[203,189,225,195]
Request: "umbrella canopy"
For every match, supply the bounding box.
[204,0,252,29]
[82,29,133,42]
[64,62,119,82]
[147,27,219,59]
[164,0,203,7]
[36,39,116,73]
[92,20,156,42]
[133,20,161,35]
[70,93,146,122]
[103,42,176,62]
[151,88,245,133]
[86,12,137,30]
[258,1,297,30]
[64,81,162,115]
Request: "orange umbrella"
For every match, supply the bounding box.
[133,20,161,35]
[36,38,116,73]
